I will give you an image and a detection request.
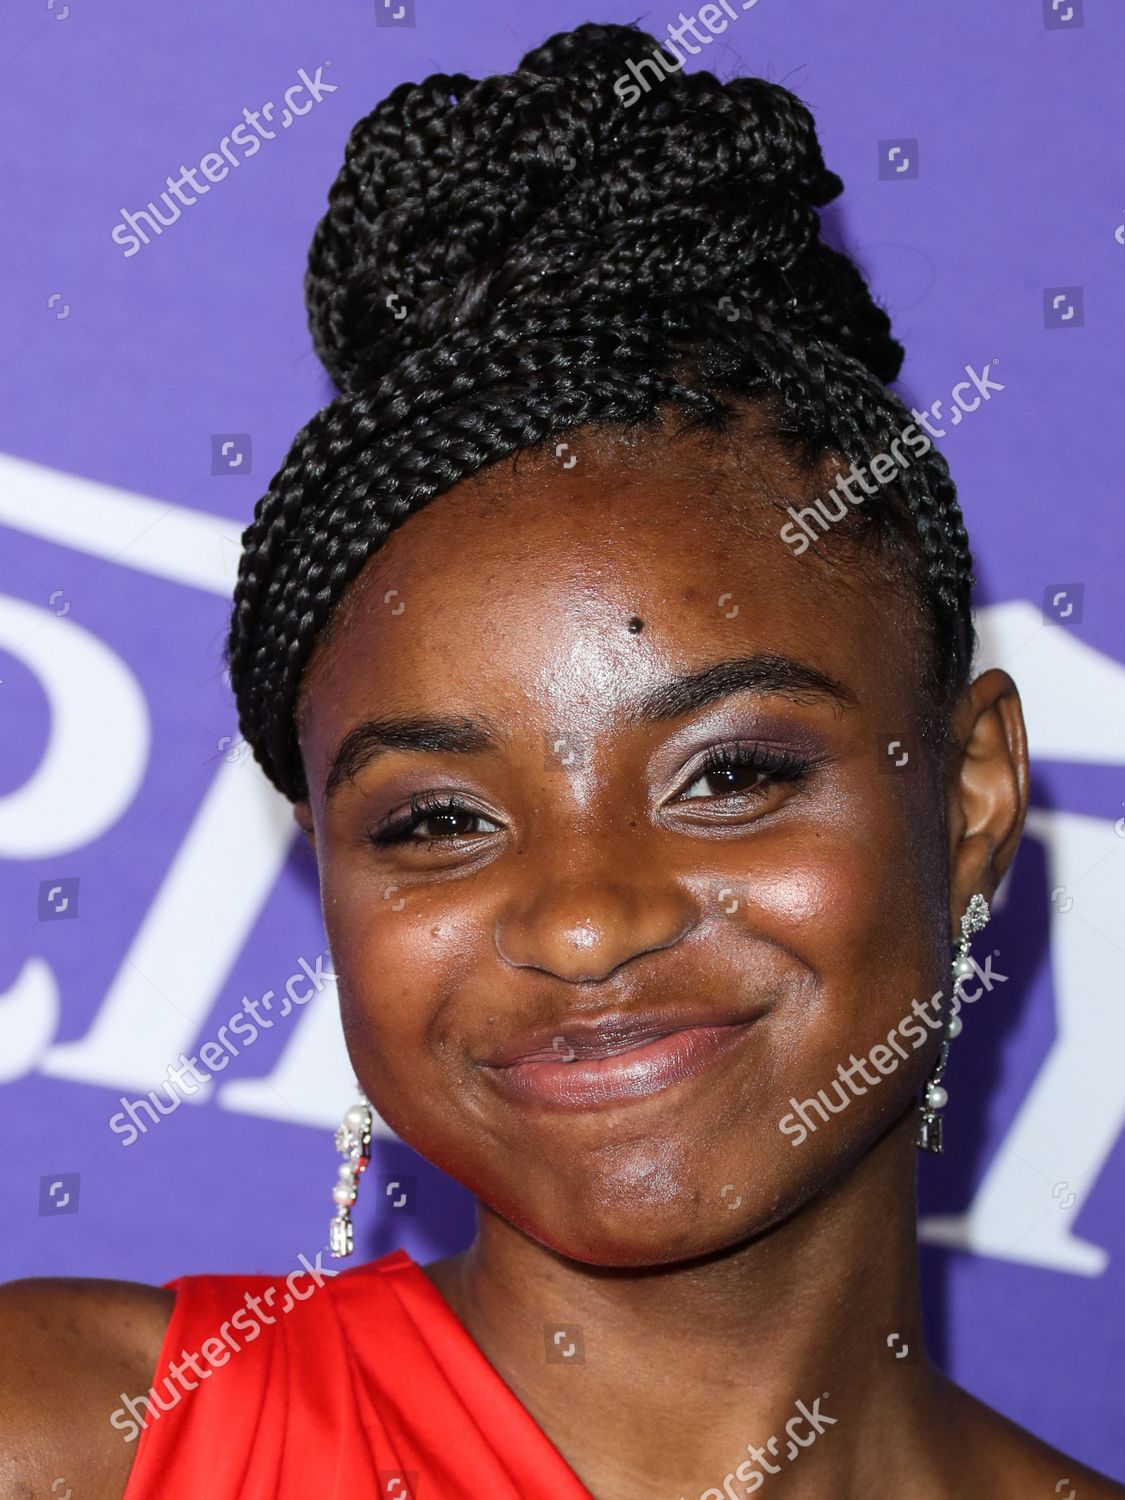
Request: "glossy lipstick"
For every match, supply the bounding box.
[481,1018,757,1110]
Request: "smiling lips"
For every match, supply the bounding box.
[479,1009,759,1110]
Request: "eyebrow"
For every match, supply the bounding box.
[323,651,857,801]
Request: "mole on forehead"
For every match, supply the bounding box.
[307,426,829,660]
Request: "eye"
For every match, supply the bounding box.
[368,791,500,848]
[676,741,812,803]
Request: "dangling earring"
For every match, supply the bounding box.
[916,892,990,1154]
[330,1088,373,1258]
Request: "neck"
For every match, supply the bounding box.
[431,1113,962,1499]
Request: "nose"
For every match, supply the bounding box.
[493,843,699,984]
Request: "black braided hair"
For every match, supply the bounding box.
[224,21,976,805]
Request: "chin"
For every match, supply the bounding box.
[506,1178,788,1270]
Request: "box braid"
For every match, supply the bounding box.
[224,21,976,805]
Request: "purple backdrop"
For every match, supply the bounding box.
[2,0,1123,1481]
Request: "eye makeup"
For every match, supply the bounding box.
[365,725,830,853]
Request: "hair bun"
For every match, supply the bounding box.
[516,20,672,78]
[304,21,902,396]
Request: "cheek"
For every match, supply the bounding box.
[741,793,926,954]
[327,888,489,1117]
[749,784,948,1083]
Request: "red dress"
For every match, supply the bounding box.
[121,1247,596,1499]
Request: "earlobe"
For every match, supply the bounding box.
[293,800,316,853]
[946,668,1030,928]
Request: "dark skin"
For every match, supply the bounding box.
[1,411,1122,1499]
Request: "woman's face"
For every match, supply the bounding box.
[294,419,985,1266]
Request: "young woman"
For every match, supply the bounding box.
[2,21,1121,1500]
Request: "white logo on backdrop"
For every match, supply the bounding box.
[1,454,1124,1273]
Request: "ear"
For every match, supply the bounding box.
[945,668,1030,937]
[293,800,316,854]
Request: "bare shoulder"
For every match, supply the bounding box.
[0,1275,175,1500]
[946,1377,1125,1498]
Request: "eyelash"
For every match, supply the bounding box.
[368,741,812,850]
[371,791,490,849]
[688,740,811,801]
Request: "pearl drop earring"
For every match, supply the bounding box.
[330,1088,373,1258]
[916,892,990,1154]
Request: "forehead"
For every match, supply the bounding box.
[295,420,928,769]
